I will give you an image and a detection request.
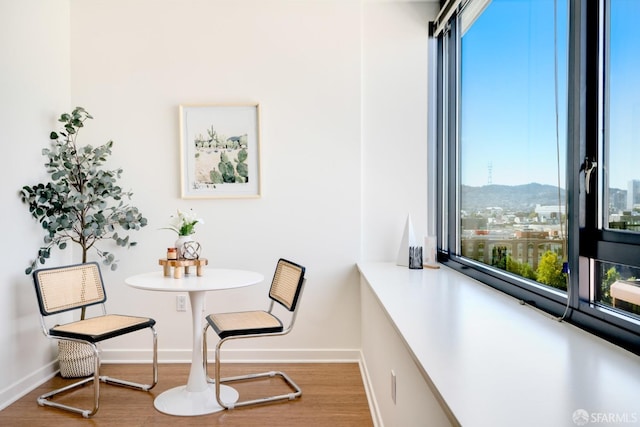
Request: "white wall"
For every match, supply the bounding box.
[68,0,364,361]
[0,0,436,409]
[0,0,72,407]
[362,1,437,260]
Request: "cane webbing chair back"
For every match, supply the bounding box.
[34,262,105,316]
[269,259,305,311]
[203,258,306,409]
[31,262,158,418]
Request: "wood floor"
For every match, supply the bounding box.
[0,363,373,427]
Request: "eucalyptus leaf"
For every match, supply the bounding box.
[19,107,147,273]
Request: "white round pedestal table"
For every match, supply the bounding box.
[125,269,264,416]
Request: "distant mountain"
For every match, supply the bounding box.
[461,183,566,213]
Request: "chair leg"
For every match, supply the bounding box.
[203,323,210,381]
[37,343,101,418]
[213,338,302,410]
[203,327,302,410]
[101,326,158,391]
[37,327,158,418]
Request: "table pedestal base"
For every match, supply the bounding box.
[153,383,239,416]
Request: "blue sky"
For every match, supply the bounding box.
[460,0,568,188]
[609,0,640,190]
[460,0,639,190]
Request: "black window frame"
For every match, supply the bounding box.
[431,0,640,355]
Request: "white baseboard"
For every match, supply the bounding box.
[0,360,58,411]
[101,348,363,364]
[358,352,384,427]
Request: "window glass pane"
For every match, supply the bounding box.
[605,0,640,232]
[596,261,640,319]
[459,0,568,290]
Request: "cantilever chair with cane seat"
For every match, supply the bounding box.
[203,258,306,409]
[32,262,158,418]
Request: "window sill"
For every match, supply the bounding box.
[358,261,640,426]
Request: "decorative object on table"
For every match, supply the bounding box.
[167,247,178,260]
[409,246,423,269]
[183,241,202,260]
[175,235,194,259]
[179,104,261,199]
[164,209,204,258]
[423,235,440,269]
[396,214,418,267]
[20,107,147,377]
[159,258,208,279]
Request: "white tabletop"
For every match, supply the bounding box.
[125,269,264,293]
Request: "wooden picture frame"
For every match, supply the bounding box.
[179,104,261,198]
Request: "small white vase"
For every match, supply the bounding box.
[175,235,194,259]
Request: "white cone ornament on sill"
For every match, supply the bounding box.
[397,214,422,268]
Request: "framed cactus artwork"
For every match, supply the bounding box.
[179,104,261,198]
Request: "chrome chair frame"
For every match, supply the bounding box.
[203,258,306,409]
[32,262,158,418]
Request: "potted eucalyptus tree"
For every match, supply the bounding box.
[20,106,147,377]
